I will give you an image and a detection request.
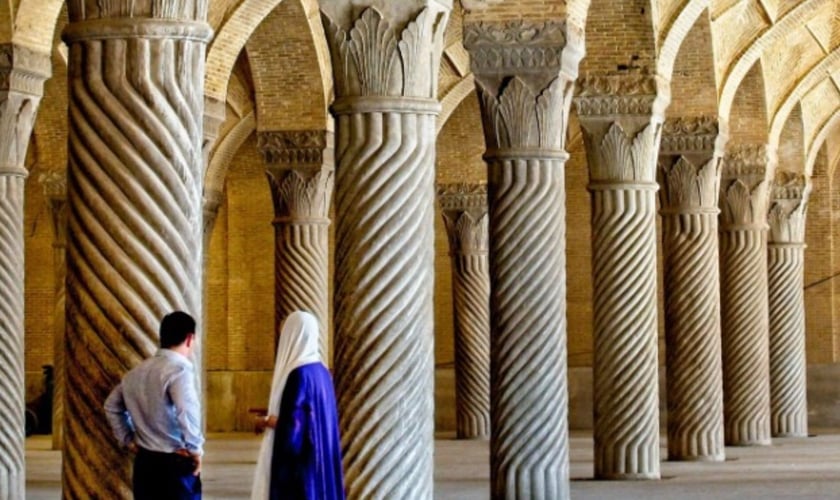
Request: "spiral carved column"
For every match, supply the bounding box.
[575,75,662,480]
[438,184,490,440]
[320,4,449,498]
[718,145,772,446]
[767,174,808,437]
[657,118,725,461]
[258,131,334,357]
[464,19,582,499]
[41,171,69,452]
[63,4,211,497]
[0,44,49,500]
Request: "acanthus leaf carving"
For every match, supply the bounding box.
[588,121,662,183]
[323,7,447,99]
[659,157,720,211]
[438,183,488,255]
[266,167,333,221]
[768,173,808,243]
[68,0,210,22]
[719,178,770,228]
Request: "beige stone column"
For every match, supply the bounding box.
[658,118,725,461]
[63,2,211,497]
[438,183,490,440]
[258,130,334,357]
[319,2,449,497]
[40,171,68,452]
[767,174,808,438]
[574,75,662,480]
[719,144,772,446]
[465,19,580,499]
[0,44,49,499]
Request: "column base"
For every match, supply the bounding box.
[596,472,661,481]
[667,453,725,463]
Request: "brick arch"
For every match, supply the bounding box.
[438,75,475,134]
[777,103,805,174]
[654,0,711,113]
[246,0,329,131]
[717,0,829,124]
[13,0,64,51]
[205,110,256,195]
[727,60,768,145]
[769,49,840,155]
[807,107,840,177]
[205,0,331,108]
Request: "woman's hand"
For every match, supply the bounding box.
[254,414,278,434]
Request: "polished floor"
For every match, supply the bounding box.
[24,430,840,499]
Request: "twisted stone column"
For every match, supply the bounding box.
[718,145,772,446]
[258,130,333,357]
[658,118,725,461]
[41,171,68,452]
[438,183,490,440]
[574,75,662,480]
[320,3,449,497]
[767,174,808,437]
[465,19,581,499]
[63,3,211,497]
[0,44,49,499]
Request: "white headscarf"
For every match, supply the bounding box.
[251,311,323,500]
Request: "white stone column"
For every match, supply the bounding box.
[258,130,334,358]
[719,144,772,446]
[464,19,580,499]
[63,2,211,496]
[767,174,808,438]
[438,183,490,440]
[0,44,49,499]
[319,2,449,497]
[574,75,662,480]
[40,171,68,452]
[658,118,725,461]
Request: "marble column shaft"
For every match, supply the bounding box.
[767,175,808,438]
[575,75,662,480]
[63,3,211,497]
[320,3,449,498]
[719,145,772,446]
[0,44,49,500]
[41,171,68,452]
[258,130,334,358]
[465,19,578,499]
[658,118,725,461]
[438,183,490,440]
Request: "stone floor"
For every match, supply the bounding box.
[24,430,840,499]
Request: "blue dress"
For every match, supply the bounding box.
[269,363,345,500]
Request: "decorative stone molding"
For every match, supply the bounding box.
[659,157,720,212]
[66,1,210,22]
[462,20,567,74]
[437,183,490,440]
[0,44,52,97]
[322,6,448,101]
[659,116,718,159]
[574,74,657,116]
[767,174,807,244]
[258,130,332,167]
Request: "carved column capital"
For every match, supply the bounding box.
[768,173,808,244]
[463,20,574,155]
[659,116,718,165]
[321,4,450,103]
[719,144,770,229]
[257,130,334,168]
[66,1,210,22]
[659,157,720,213]
[583,119,662,183]
[438,183,488,256]
[39,170,68,246]
[574,73,658,118]
[0,44,51,97]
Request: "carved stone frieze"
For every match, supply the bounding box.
[463,20,567,74]
[257,130,333,167]
[658,157,720,212]
[574,74,657,117]
[322,7,448,100]
[722,144,768,180]
[0,44,51,96]
[659,116,718,158]
[438,183,488,255]
[768,174,808,244]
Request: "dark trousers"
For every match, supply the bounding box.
[133,448,202,500]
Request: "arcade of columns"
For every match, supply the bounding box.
[0,0,831,499]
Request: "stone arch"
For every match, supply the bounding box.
[11,0,63,51]
[205,110,256,197]
[205,0,331,108]
[667,6,717,117]
[807,108,840,177]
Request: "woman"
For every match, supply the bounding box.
[251,311,345,500]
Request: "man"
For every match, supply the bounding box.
[105,311,204,500]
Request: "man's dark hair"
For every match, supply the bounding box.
[159,311,196,348]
